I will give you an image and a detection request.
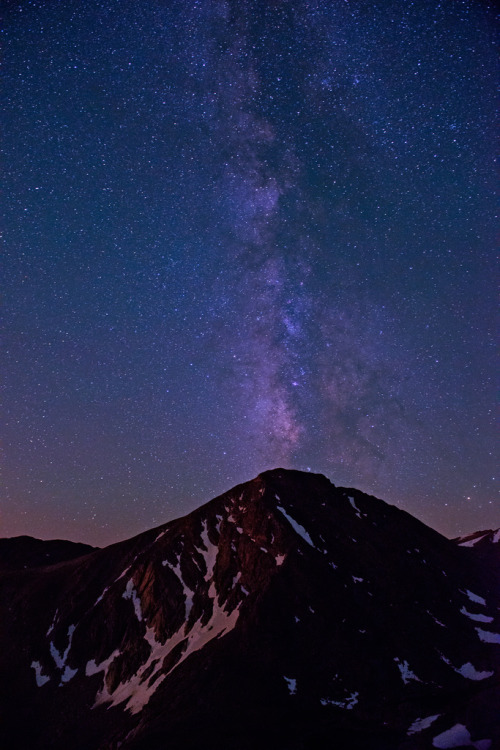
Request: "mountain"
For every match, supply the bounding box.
[0,535,97,571]
[0,469,498,750]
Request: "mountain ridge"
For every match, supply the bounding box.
[5,468,492,552]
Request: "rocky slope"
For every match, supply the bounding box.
[0,469,498,749]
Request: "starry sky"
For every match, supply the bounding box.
[3,0,498,547]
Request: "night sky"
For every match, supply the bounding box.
[3,0,497,547]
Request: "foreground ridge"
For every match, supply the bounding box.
[1,469,498,750]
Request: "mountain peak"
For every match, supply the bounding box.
[1,471,498,750]
[257,466,333,485]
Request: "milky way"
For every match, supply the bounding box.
[3,0,497,545]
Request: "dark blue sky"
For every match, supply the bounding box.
[3,0,497,546]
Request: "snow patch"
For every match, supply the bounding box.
[50,624,76,671]
[320,691,359,709]
[46,609,58,636]
[162,557,195,620]
[94,586,110,606]
[395,658,422,684]
[86,649,121,677]
[460,606,493,623]
[197,520,218,581]
[352,576,363,583]
[455,662,494,681]
[348,496,363,518]
[31,660,50,687]
[231,571,241,588]
[441,652,493,680]
[123,580,143,622]
[61,666,78,683]
[95,595,240,714]
[275,554,286,566]
[493,529,500,543]
[475,628,500,644]
[277,506,315,548]
[284,676,297,695]
[329,562,338,570]
[459,534,488,547]
[408,714,440,735]
[433,724,471,748]
[427,610,446,627]
[432,723,491,749]
[115,565,132,582]
[47,624,77,686]
[464,590,486,606]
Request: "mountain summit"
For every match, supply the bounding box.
[1,469,498,749]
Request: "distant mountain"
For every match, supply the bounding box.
[0,535,96,571]
[456,529,500,547]
[0,469,498,749]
